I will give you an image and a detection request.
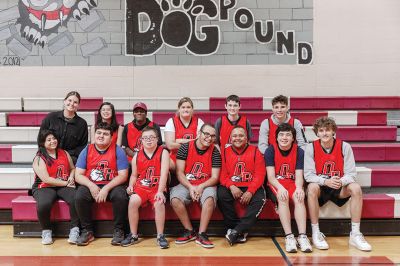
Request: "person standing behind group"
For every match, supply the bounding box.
[218,126,266,246]
[170,124,221,248]
[121,127,170,249]
[265,123,312,253]
[164,97,204,170]
[258,95,306,154]
[121,102,162,162]
[39,91,88,164]
[214,94,252,149]
[74,122,129,246]
[32,130,79,245]
[305,117,371,251]
[91,102,123,146]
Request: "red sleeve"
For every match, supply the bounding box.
[247,150,266,194]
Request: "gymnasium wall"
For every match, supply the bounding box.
[0,0,399,97]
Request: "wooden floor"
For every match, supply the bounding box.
[0,225,399,265]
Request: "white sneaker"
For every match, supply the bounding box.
[68,227,80,244]
[312,232,329,250]
[349,232,372,251]
[41,229,53,245]
[285,234,297,253]
[297,235,313,253]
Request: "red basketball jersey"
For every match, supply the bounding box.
[222,145,258,187]
[313,139,344,178]
[273,143,297,180]
[171,115,198,161]
[126,121,154,161]
[268,117,294,145]
[135,146,164,191]
[35,149,70,189]
[219,115,247,149]
[85,144,118,185]
[184,140,213,185]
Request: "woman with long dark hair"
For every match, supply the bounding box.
[90,102,123,146]
[32,130,79,245]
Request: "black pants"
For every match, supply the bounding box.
[217,185,266,234]
[75,185,128,232]
[32,187,79,230]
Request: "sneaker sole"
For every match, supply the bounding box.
[111,241,122,246]
[159,245,169,249]
[300,248,312,253]
[313,244,329,250]
[77,236,95,246]
[286,248,297,253]
[349,240,371,251]
[195,240,214,249]
[67,240,77,245]
[175,237,196,244]
[41,241,53,245]
[121,241,138,247]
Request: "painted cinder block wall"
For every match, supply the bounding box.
[0,0,399,97]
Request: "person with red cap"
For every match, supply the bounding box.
[121,102,162,163]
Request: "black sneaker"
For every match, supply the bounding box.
[76,230,94,246]
[111,228,125,246]
[237,232,248,243]
[195,232,214,248]
[157,234,169,249]
[225,229,238,246]
[175,229,197,244]
[121,233,139,247]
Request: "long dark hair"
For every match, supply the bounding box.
[96,102,119,132]
[36,130,59,166]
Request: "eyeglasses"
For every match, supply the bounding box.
[142,136,157,142]
[201,131,216,140]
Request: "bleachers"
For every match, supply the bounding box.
[0,96,399,236]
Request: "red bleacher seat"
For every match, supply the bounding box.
[0,190,28,209]
[0,145,12,163]
[290,96,400,110]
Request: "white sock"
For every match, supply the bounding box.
[311,223,320,235]
[351,222,361,235]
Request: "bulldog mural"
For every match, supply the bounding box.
[17,0,97,47]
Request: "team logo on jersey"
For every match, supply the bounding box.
[56,165,69,181]
[183,133,194,139]
[278,164,295,180]
[140,167,159,188]
[187,162,209,181]
[90,160,115,182]
[322,161,341,177]
[233,162,253,182]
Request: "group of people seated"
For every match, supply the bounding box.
[32,91,372,253]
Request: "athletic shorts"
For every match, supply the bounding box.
[170,183,217,207]
[318,186,350,207]
[133,186,158,207]
[267,179,296,204]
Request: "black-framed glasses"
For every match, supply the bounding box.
[142,136,157,142]
[201,131,216,140]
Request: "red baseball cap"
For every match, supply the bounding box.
[133,102,147,112]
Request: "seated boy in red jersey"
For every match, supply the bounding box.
[305,117,372,251]
[120,127,170,249]
[265,123,312,253]
[170,124,221,248]
[218,126,266,246]
[121,102,162,162]
[258,95,306,154]
[214,94,252,149]
[74,122,129,246]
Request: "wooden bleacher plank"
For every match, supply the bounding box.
[0,127,39,143]
[0,168,34,189]
[0,98,22,112]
